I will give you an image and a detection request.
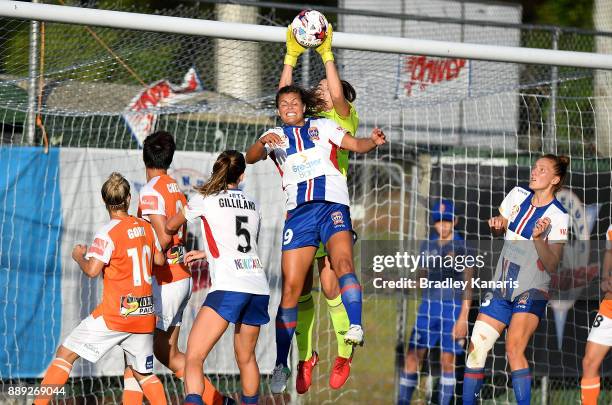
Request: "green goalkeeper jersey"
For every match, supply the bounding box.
[317,102,359,177]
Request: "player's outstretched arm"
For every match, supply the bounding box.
[184,250,207,265]
[279,26,305,88]
[72,244,103,278]
[316,24,351,118]
[340,127,385,153]
[148,214,173,251]
[166,210,187,236]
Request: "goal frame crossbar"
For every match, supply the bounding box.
[0,0,611,70]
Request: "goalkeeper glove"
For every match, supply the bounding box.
[284,25,306,67]
[316,23,334,64]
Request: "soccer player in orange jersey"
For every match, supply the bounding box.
[581,224,612,405]
[34,173,167,405]
[125,131,227,405]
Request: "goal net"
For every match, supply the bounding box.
[0,1,611,404]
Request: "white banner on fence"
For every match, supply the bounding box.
[58,147,284,376]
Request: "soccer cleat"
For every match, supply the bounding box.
[296,351,319,394]
[329,355,352,389]
[343,324,364,346]
[270,364,291,394]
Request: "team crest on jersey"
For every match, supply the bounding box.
[119,294,153,317]
[331,211,344,226]
[308,127,320,141]
[510,204,520,220]
[140,195,158,210]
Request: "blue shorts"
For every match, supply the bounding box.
[282,202,353,251]
[203,291,270,326]
[408,300,464,354]
[479,289,548,325]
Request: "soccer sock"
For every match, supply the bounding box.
[326,294,352,358]
[462,367,485,405]
[240,392,259,404]
[295,293,315,361]
[338,273,362,326]
[511,368,531,405]
[140,375,168,405]
[184,393,205,405]
[397,371,417,405]
[275,305,298,367]
[123,368,144,405]
[439,371,456,405]
[581,376,600,405]
[175,368,225,405]
[34,357,73,405]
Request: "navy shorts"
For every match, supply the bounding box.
[408,300,464,355]
[203,291,270,326]
[282,202,353,251]
[479,288,548,325]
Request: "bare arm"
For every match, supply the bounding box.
[602,249,612,294]
[532,217,564,273]
[72,244,104,278]
[246,139,268,164]
[153,250,166,267]
[324,61,351,118]
[340,127,385,153]
[148,214,172,251]
[279,63,294,89]
[488,215,508,237]
[166,211,187,236]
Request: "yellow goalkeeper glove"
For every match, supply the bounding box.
[316,23,334,64]
[284,25,306,68]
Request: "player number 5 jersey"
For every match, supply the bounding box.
[184,189,269,296]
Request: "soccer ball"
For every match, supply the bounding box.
[291,10,329,48]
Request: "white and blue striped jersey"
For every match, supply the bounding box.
[262,117,349,211]
[494,185,569,299]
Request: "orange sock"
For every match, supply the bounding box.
[140,375,167,405]
[123,368,144,405]
[34,357,73,405]
[175,369,224,405]
[581,376,600,405]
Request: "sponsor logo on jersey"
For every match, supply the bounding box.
[517,292,530,307]
[146,355,154,370]
[119,294,154,317]
[89,237,108,256]
[140,195,159,211]
[308,126,320,141]
[510,204,520,220]
[331,211,344,226]
[234,257,264,271]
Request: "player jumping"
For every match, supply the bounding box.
[280,21,359,392]
[246,84,385,393]
[463,154,570,405]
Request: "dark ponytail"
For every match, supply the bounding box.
[541,154,569,193]
[341,80,356,103]
[195,150,246,197]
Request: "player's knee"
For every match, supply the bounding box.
[282,279,302,302]
[466,320,500,368]
[505,341,524,363]
[582,352,599,375]
[331,256,353,276]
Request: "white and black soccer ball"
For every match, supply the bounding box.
[291,9,329,48]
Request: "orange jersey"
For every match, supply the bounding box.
[139,174,190,284]
[86,216,161,333]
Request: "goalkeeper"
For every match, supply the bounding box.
[280,23,359,393]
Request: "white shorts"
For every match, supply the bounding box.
[63,315,154,373]
[153,276,192,331]
[587,312,612,347]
